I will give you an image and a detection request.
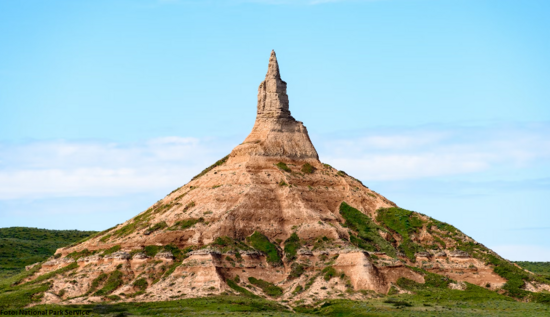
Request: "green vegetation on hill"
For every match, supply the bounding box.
[246,231,282,265]
[340,202,396,257]
[376,207,425,261]
[515,261,550,276]
[0,227,96,278]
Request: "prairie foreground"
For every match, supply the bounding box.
[3,295,550,317]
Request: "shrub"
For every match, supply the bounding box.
[144,245,161,257]
[301,163,315,174]
[276,162,291,172]
[293,285,303,294]
[283,233,301,261]
[133,278,148,291]
[278,180,288,187]
[322,266,337,281]
[289,263,306,279]
[246,232,282,265]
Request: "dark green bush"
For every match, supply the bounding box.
[283,233,301,261]
[276,162,291,172]
[301,163,315,174]
[246,232,281,265]
[322,266,337,281]
[288,263,306,279]
[144,245,161,257]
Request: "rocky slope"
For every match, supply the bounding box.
[19,51,549,306]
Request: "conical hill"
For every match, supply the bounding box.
[21,51,550,306]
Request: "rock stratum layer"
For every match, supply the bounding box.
[21,51,549,306]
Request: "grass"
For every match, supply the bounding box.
[87,272,108,295]
[210,236,252,253]
[191,155,229,181]
[94,270,124,296]
[337,170,347,177]
[144,245,161,257]
[27,262,78,285]
[340,202,396,257]
[276,162,291,172]
[37,296,294,316]
[246,231,282,265]
[283,233,301,261]
[376,207,424,238]
[248,277,283,297]
[515,261,550,276]
[0,227,96,276]
[102,245,121,255]
[146,221,168,234]
[0,282,49,309]
[66,248,96,260]
[183,201,196,212]
[170,217,204,230]
[376,207,426,261]
[226,279,258,298]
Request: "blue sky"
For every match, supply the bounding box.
[1,0,549,260]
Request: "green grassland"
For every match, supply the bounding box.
[515,261,550,276]
[0,227,96,279]
[3,294,549,316]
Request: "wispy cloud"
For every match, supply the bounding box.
[317,124,550,181]
[0,137,234,200]
[1,123,549,200]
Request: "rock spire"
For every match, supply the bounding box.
[256,50,292,120]
[228,50,319,162]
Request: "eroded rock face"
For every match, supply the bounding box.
[230,50,319,162]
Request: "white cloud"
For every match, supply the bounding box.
[317,124,550,181]
[1,124,549,200]
[0,137,234,200]
[492,244,550,262]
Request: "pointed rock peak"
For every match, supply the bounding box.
[256,50,292,120]
[266,50,281,79]
[230,51,319,162]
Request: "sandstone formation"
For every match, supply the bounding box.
[21,51,547,306]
